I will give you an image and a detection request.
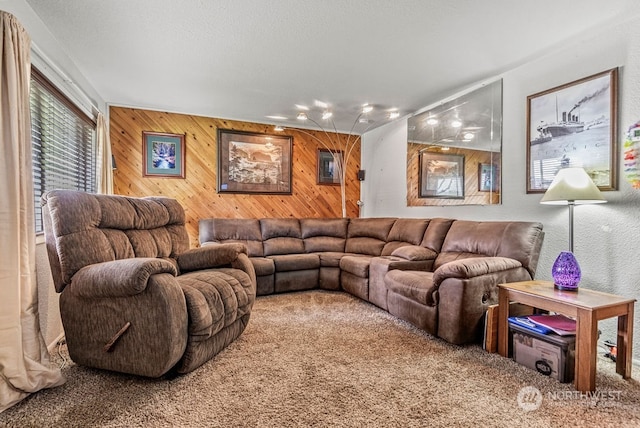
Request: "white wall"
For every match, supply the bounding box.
[362,14,640,363]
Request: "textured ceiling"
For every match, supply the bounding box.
[23,0,637,133]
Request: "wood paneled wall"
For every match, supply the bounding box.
[110,107,361,246]
[407,143,501,206]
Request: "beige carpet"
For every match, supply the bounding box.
[1,290,639,427]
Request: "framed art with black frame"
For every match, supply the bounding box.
[526,68,618,193]
[217,129,293,194]
[418,152,465,199]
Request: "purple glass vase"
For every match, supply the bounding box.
[551,251,581,291]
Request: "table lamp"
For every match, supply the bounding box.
[540,167,606,290]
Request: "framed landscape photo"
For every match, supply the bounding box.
[526,68,618,193]
[317,149,342,185]
[418,152,464,199]
[143,131,185,178]
[217,129,292,194]
[478,163,498,192]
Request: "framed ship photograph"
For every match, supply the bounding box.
[217,129,292,194]
[526,68,618,193]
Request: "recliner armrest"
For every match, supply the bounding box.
[177,243,248,273]
[432,257,522,288]
[69,258,178,298]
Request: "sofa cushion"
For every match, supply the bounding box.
[435,221,544,273]
[421,218,455,252]
[250,257,275,276]
[199,218,264,257]
[339,255,372,278]
[390,245,437,261]
[345,218,396,256]
[382,219,430,255]
[300,218,348,238]
[315,251,347,267]
[385,270,437,306]
[268,254,320,272]
[261,219,304,256]
[301,217,347,253]
[304,236,346,253]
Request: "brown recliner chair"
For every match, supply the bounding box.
[41,190,256,377]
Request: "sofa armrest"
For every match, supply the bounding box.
[433,257,522,288]
[69,258,178,298]
[390,245,437,261]
[177,243,248,273]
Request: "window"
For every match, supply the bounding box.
[30,67,97,233]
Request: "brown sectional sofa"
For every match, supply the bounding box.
[199,217,544,345]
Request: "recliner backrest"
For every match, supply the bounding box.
[42,190,189,292]
[435,220,544,277]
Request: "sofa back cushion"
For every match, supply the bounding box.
[382,218,430,255]
[199,218,264,257]
[420,218,455,252]
[301,218,348,253]
[42,190,189,292]
[345,218,396,256]
[435,220,544,276]
[260,218,304,256]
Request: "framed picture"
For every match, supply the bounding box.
[142,131,185,178]
[478,163,498,192]
[317,149,342,185]
[526,68,618,193]
[217,129,292,194]
[418,152,465,199]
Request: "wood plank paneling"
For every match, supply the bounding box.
[110,107,360,246]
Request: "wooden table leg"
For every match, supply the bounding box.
[617,302,634,379]
[575,308,598,392]
[498,288,509,357]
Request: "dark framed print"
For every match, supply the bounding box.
[217,129,292,194]
[418,152,465,199]
[478,163,498,192]
[526,68,618,193]
[142,131,185,178]
[317,149,342,185]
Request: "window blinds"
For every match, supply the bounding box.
[30,68,97,233]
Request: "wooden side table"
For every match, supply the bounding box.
[497,280,635,392]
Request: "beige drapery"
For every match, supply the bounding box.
[96,112,113,194]
[0,12,65,413]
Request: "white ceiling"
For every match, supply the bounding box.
[23,0,637,133]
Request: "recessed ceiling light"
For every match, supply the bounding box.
[297,112,308,120]
[322,111,333,120]
[426,118,438,126]
[451,120,462,128]
[362,104,373,114]
[314,100,329,109]
[463,132,474,140]
[295,104,309,111]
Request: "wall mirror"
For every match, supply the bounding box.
[407,79,502,206]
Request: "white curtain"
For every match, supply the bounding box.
[0,11,65,413]
[96,112,113,194]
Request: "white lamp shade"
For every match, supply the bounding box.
[540,167,607,205]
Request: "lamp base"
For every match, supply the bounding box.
[551,251,581,291]
[554,283,579,292]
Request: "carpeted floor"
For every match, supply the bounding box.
[1,290,639,427]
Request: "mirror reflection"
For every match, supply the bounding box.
[407,80,502,206]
